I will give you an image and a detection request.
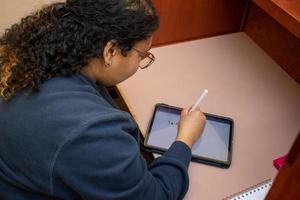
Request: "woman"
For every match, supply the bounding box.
[0,0,206,199]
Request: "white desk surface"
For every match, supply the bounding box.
[117,32,300,200]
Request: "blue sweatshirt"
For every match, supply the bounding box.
[0,73,192,200]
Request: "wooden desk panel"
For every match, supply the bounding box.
[152,0,247,46]
[252,0,300,39]
[117,33,300,199]
[245,3,300,84]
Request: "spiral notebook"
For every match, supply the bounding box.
[223,179,273,200]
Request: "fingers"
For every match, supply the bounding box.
[181,107,189,116]
[182,106,202,114]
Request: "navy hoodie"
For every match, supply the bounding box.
[0,73,192,199]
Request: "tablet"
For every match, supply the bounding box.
[144,103,234,168]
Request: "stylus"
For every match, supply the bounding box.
[189,89,208,112]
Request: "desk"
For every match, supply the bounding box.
[117,32,300,199]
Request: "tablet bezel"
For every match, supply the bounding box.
[144,103,234,168]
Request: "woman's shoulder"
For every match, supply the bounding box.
[40,74,100,96]
[35,74,114,111]
[10,73,136,138]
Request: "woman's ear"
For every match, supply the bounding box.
[103,40,118,67]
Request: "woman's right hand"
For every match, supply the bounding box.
[176,107,206,149]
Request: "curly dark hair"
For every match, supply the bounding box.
[0,0,159,100]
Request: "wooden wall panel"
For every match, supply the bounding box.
[152,0,248,46]
[252,0,300,39]
[245,3,300,84]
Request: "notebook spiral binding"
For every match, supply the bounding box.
[223,179,273,200]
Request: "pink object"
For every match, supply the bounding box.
[273,155,287,170]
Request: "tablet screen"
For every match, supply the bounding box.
[145,104,233,166]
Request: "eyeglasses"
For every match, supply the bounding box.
[132,47,155,69]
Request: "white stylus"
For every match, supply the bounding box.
[189,89,208,112]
